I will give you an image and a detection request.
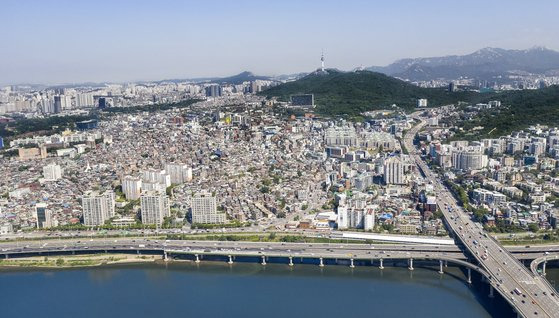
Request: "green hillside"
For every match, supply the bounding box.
[458,85,559,138]
[260,70,477,115]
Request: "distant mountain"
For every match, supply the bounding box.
[271,72,309,81]
[367,47,559,82]
[260,69,476,115]
[212,71,271,84]
[155,71,271,85]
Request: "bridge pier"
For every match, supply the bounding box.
[319,257,324,267]
[195,254,200,263]
[543,260,547,276]
[228,255,233,265]
[379,258,384,270]
[349,259,355,268]
[489,285,494,298]
[467,268,472,284]
[164,251,169,262]
[444,260,448,267]
[438,260,444,274]
[4,254,8,260]
[261,256,266,266]
[288,256,294,266]
[408,258,414,271]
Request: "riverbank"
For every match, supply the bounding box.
[0,253,162,269]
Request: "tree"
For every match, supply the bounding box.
[381,223,394,232]
[528,223,540,233]
[473,207,490,221]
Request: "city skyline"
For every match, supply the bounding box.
[2,0,559,85]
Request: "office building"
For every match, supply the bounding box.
[53,96,62,113]
[76,119,98,131]
[43,163,62,181]
[18,146,47,160]
[448,82,456,92]
[35,203,52,228]
[191,191,225,224]
[140,191,170,225]
[417,99,428,107]
[98,97,107,109]
[82,190,116,226]
[205,85,222,97]
[290,94,314,107]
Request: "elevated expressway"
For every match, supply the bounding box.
[404,116,559,318]
[0,238,486,279]
[0,238,557,281]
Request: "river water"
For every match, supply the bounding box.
[0,262,540,318]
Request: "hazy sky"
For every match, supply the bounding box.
[2,0,559,85]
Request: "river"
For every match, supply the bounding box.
[0,262,540,318]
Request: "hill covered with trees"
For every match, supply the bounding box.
[262,70,559,136]
[260,70,477,116]
[457,85,559,137]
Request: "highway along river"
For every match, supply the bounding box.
[0,262,536,318]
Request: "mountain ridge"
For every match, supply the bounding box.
[367,47,559,82]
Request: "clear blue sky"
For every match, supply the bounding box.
[2,0,559,85]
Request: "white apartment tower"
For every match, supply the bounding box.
[164,163,193,184]
[142,169,171,188]
[140,191,170,225]
[82,190,116,226]
[383,156,405,185]
[191,191,225,224]
[122,176,142,200]
[43,163,62,181]
[337,206,349,230]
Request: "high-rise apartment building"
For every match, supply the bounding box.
[164,163,192,184]
[191,191,225,224]
[140,191,170,225]
[43,163,62,181]
[75,93,94,108]
[383,156,405,185]
[142,169,171,188]
[451,147,487,171]
[122,176,142,200]
[82,190,116,226]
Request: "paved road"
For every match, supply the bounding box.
[404,115,559,318]
[0,238,485,274]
